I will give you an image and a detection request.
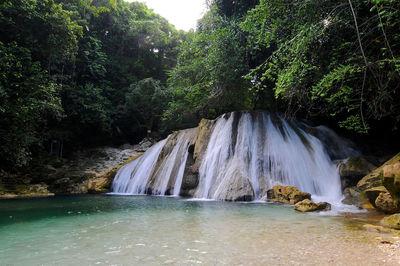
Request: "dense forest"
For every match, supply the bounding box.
[1,0,399,171]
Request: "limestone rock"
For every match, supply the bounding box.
[133,138,155,152]
[180,119,215,197]
[375,192,399,213]
[342,186,363,206]
[339,156,376,188]
[357,152,400,210]
[267,185,311,204]
[381,154,400,209]
[214,171,254,201]
[381,213,400,230]
[364,186,389,208]
[294,199,331,212]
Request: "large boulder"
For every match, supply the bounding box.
[381,154,400,208]
[364,186,388,207]
[294,199,331,212]
[341,186,375,209]
[214,171,254,201]
[375,192,398,213]
[356,152,400,212]
[339,156,376,188]
[381,213,400,230]
[267,185,311,204]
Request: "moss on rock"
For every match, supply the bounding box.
[294,199,331,212]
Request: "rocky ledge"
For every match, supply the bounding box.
[0,139,155,198]
[341,152,400,213]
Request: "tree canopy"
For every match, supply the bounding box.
[1,0,400,170]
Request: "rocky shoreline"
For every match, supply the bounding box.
[0,138,155,199]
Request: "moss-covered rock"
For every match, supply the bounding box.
[0,183,54,199]
[294,199,331,212]
[381,213,400,230]
[267,185,311,204]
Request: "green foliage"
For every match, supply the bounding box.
[163,6,255,130]
[0,41,62,168]
[0,0,184,169]
[125,78,171,131]
[243,0,400,132]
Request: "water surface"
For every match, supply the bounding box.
[0,195,398,265]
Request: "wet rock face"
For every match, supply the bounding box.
[294,199,331,212]
[339,156,376,189]
[267,185,311,204]
[342,187,363,207]
[180,119,215,197]
[179,145,199,197]
[214,171,254,202]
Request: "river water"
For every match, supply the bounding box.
[0,195,399,265]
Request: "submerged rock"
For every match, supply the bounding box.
[381,213,400,230]
[294,199,331,212]
[267,185,311,204]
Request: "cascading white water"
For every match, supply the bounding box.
[112,138,167,194]
[148,128,196,195]
[112,128,196,195]
[112,111,351,202]
[193,112,342,202]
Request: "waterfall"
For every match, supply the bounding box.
[112,138,167,194]
[112,128,196,195]
[112,111,351,202]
